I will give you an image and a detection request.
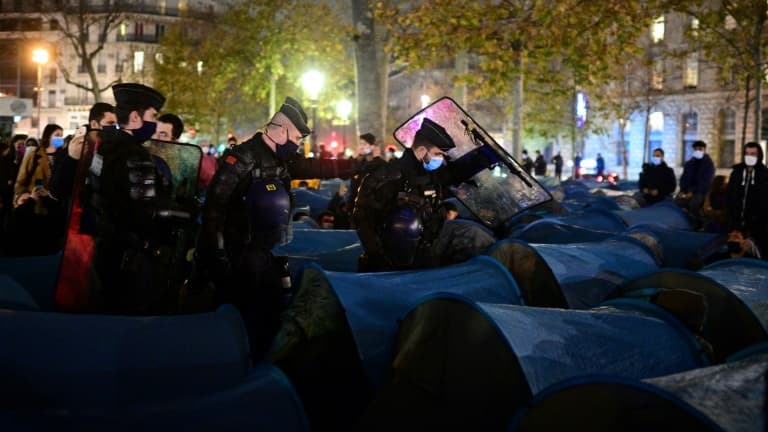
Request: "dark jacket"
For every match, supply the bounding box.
[534,155,547,176]
[638,161,676,205]
[680,154,715,195]
[353,147,492,271]
[201,132,356,256]
[726,160,768,233]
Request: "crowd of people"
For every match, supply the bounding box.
[1,82,766,363]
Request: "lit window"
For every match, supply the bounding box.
[684,52,698,88]
[197,60,204,75]
[651,58,664,90]
[690,18,699,37]
[725,15,736,30]
[650,111,664,131]
[652,16,665,43]
[120,22,126,36]
[133,51,144,73]
[155,52,164,64]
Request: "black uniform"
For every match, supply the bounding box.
[638,161,676,205]
[353,147,493,272]
[88,128,176,314]
[199,132,356,356]
[348,154,387,222]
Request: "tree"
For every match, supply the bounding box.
[39,0,127,102]
[375,0,657,158]
[668,0,768,144]
[154,0,354,144]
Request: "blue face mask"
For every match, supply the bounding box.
[651,156,662,165]
[422,156,444,171]
[129,120,157,144]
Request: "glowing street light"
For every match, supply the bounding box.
[32,48,49,139]
[301,70,324,155]
[420,94,430,108]
[336,99,352,155]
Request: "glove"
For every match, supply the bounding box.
[478,144,502,167]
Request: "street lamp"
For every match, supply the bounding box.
[336,99,352,155]
[32,48,49,139]
[301,70,324,156]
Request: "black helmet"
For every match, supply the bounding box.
[382,206,424,267]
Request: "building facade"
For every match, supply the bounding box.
[0,0,221,138]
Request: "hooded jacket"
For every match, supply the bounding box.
[726,145,768,232]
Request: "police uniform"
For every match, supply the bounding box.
[87,83,173,314]
[199,97,357,357]
[353,118,497,272]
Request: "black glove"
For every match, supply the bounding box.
[478,143,502,167]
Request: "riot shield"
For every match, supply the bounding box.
[393,97,551,231]
[142,139,202,203]
[54,136,202,312]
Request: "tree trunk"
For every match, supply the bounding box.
[742,75,751,147]
[620,122,627,180]
[643,106,651,164]
[352,0,387,149]
[511,48,523,159]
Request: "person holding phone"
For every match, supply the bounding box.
[9,123,65,256]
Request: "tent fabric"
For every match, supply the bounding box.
[429,219,498,265]
[272,229,362,278]
[0,305,250,410]
[512,353,767,432]
[517,219,617,244]
[626,224,724,268]
[699,258,768,330]
[1,364,311,432]
[0,275,39,311]
[0,253,60,311]
[487,241,568,308]
[360,296,705,431]
[614,270,768,362]
[292,188,332,220]
[535,209,627,232]
[320,256,522,382]
[490,237,659,309]
[614,201,692,230]
[476,301,706,394]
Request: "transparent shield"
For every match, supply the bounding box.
[393,97,552,230]
[142,140,202,202]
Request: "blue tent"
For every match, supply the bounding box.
[292,188,332,220]
[614,268,768,362]
[699,258,768,330]
[0,253,61,310]
[488,236,659,309]
[0,305,250,409]
[273,229,362,279]
[358,295,707,431]
[516,219,618,244]
[1,364,310,432]
[511,353,767,432]
[626,224,723,268]
[269,257,522,431]
[614,201,692,230]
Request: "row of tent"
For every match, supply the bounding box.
[0,178,766,430]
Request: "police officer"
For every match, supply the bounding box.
[353,117,498,272]
[87,83,173,314]
[198,96,356,357]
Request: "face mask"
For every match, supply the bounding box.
[51,136,64,149]
[423,155,444,171]
[692,150,704,159]
[651,156,662,165]
[727,241,742,254]
[276,140,300,161]
[745,155,758,167]
[129,120,157,143]
[102,125,118,133]
[362,147,372,155]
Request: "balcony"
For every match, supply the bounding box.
[116,33,159,43]
[64,96,94,106]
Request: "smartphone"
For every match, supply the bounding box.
[51,136,64,149]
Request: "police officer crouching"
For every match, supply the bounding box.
[353,118,499,272]
[198,97,357,358]
[88,83,178,315]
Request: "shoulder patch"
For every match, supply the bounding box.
[225,155,238,165]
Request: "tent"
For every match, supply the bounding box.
[359,296,708,431]
[488,236,660,309]
[269,257,523,431]
[272,228,362,279]
[511,353,767,432]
